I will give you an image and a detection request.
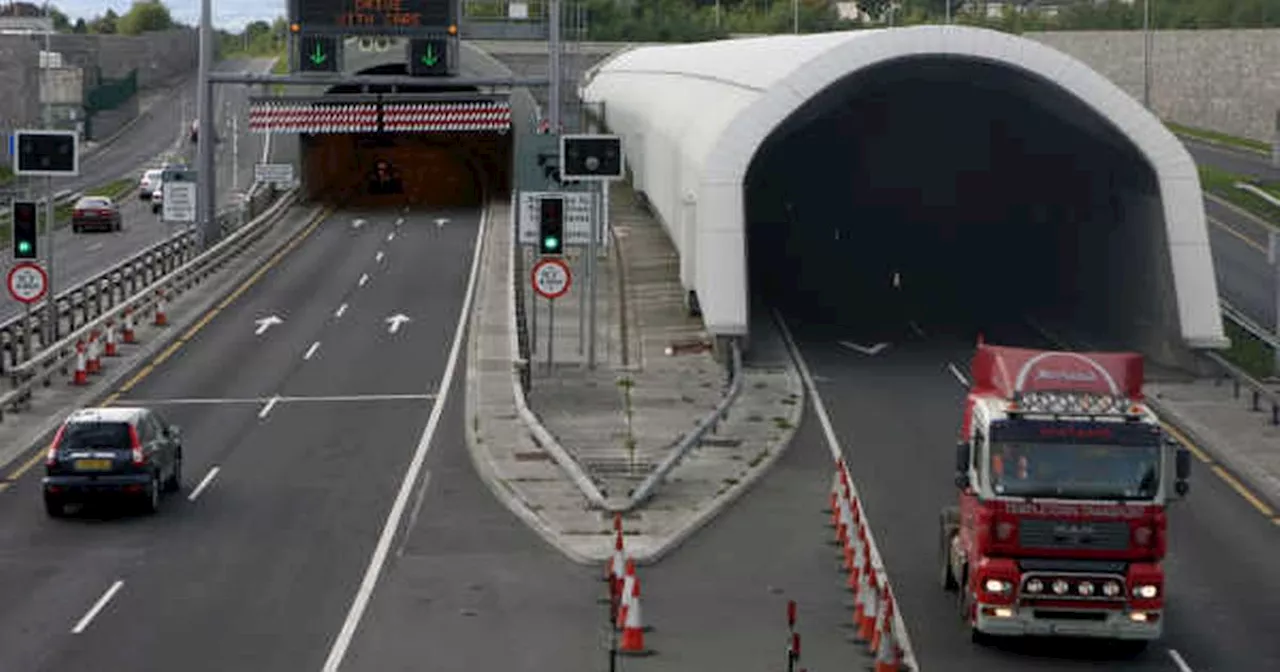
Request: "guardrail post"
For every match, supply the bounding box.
[1252,390,1261,412]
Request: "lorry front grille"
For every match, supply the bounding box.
[1019,519,1130,551]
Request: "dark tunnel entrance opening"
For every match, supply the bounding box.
[301,63,512,207]
[745,57,1179,358]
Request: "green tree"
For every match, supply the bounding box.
[90,8,119,33]
[72,17,87,33]
[117,0,174,35]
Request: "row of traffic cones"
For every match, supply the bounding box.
[71,293,167,386]
[783,600,810,672]
[604,514,652,657]
[827,458,908,672]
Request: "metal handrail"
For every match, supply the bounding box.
[0,185,296,415]
[1219,298,1280,351]
[1202,350,1280,426]
[627,339,744,508]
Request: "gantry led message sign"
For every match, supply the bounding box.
[291,0,454,34]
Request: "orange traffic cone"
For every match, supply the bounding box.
[858,572,880,643]
[617,590,652,656]
[104,320,119,356]
[86,330,102,374]
[72,340,88,385]
[874,602,903,672]
[616,559,638,629]
[122,308,137,343]
[154,291,168,326]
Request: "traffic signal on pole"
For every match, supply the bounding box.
[538,196,564,255]
[409,38,448,76]
[12,201,37,259]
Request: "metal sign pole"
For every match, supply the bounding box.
[587,181,602,369]
[197,0,217,248]
[1272,230,1280,373]
[547,296,555,373]
[548,0,562,132]
[578,244,586,354]
[529,249,538,354]
[43,175,56,344]
[23,302,32,363]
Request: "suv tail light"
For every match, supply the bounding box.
[129,424,145,465]
[46,424,67,465]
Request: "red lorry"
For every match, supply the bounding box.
[939,341,1191,645]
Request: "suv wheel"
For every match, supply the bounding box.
[164,453,182,492]
[140,473,161,514]
[44,492,66,517]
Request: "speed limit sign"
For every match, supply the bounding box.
[532,258,572,300]
[7,261,48,304]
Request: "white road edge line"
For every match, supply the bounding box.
[335,303,348,318]
[320,205,486,672]
[304,341,321,360]
[188,466,221,502]
[375,251,384,263]
[109,394,437,405]
[71,580,124,634]
[908,320,925,338]
[773,310,921,671]
[947,362,969,387]
[396,470,432,557]
[1167,649,1194,672]
[258,395,280,419]
[386,232,396,242]
[358,273,369,287]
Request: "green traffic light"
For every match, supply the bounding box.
[16,241,31,253]
[544,237,559,250]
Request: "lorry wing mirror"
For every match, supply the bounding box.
[955,441,971,489]
[1174,447,1191,495]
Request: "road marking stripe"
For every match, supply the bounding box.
[187,466,221,501]
[1209,464,1276,518]
[1209,215,1266,254]
[386,232,395,242]
[321,205,487,672]
[110,393,438,404]
[1167,648,1194,672]
[773,311,920,669]
[947,362,969,387]
[258,395,280,419]
[118,364,155,392]
[1159,422,1212,463]
[395,470,432,557]
[358,273,369,287]
[304,341,321,360]
[4,447,50,485]
[71,580,124,634]
[375,251,384,263]
[335,303,348,318]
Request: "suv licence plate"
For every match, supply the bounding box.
[74,459,112,471]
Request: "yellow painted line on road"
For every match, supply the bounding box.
[1161,421,1280,525]
[1208,216,1267,254]
[0,206,333,495]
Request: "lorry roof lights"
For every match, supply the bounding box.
[1010,390,1139,418]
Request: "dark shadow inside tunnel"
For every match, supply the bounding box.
[745,57,1183,360]
[301,63,512,208]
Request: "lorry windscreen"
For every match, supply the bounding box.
[988,441,1160,500]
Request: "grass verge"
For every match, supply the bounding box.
[1198,165,1280,225]
[1222,319,1276,380]
[271,55,288,96]
[1167,121,1272,155]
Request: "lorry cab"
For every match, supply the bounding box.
[940,342,1191,646]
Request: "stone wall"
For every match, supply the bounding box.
[478,30,1280,143]
[1025,29,1280,144]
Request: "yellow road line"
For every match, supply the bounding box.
[1208,216,1267,254]
[1161,421,1280,524]
[0,206,333,494]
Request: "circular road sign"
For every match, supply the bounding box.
[532,258,572,300]
[7,262,48,305]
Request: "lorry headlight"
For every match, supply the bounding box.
[1052,579,1069,595]
[985,579,1012,593]
[1134,584,1159,599]
[1102,581,1121,597]
[1077,581,1094,596]
[1025,579,1043,593]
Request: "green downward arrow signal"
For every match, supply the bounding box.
[309,43,327,66]
[421,45,439,67]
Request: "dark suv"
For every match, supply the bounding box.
[42,407,184,516]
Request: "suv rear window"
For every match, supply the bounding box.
[58,422,132,453]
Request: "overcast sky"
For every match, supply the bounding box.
[54,0,286,31]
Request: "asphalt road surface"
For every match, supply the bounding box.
[0,206,504,671]
[0,58,275,326]
[1207,200,1275,327]
[1184,140,1280,183]
[779,313,1280,672]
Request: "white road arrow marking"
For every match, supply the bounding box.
[386,232,396,242]
[385,313,411,334]
[375,251,384,263]
[352,218,366,229]
[435,218,448,227]
[838,341,889,356]
[254,315,283,336]
[395,217,404,227]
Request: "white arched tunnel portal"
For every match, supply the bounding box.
[581,26,1227,365]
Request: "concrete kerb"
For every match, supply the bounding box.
[629,362,806,567]
[1145,388,1280,515]
[0,201,320,476]
[1175,131,1271,158]
[463,198,599,566]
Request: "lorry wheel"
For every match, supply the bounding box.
[939,507,959,591]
